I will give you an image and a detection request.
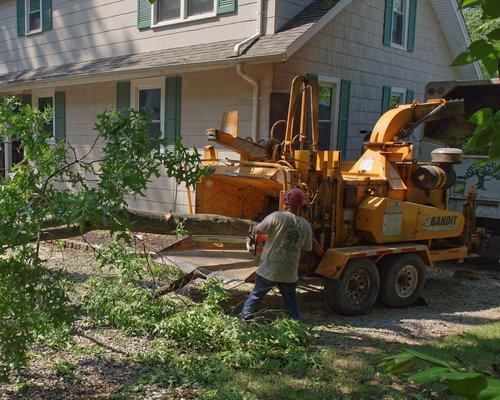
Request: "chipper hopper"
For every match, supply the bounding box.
[159,75,483,315]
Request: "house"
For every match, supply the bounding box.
[0,0,481,213]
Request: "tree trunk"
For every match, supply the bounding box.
[40,210,254,241]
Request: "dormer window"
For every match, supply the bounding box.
[382,0,417,52]
[16,0,52,37]
[154,0,216,26]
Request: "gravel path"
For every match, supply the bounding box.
[228,259,500,345]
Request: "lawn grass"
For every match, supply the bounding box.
[192,322,500,400]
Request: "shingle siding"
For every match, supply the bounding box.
[273,0,459,160]
[0,0,273,74]
[48,65,273,213]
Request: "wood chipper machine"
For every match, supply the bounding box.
[163,75,483,316]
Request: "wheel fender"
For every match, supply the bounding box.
[316,246,433,280]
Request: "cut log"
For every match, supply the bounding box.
[40,209,254,241]
[127,209,254,236]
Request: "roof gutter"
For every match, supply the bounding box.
[233,0,264,56]
[0,53,286,94]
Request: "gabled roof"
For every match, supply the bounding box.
[430,0,482,79]
[0,0,480,91]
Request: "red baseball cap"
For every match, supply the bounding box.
[284,188,305,208]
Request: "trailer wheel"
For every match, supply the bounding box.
[325,258,380,316]
[378,254,426,308]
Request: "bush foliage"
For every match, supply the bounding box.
[0,97,211,377]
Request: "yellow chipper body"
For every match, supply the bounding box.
[192,75,482,315]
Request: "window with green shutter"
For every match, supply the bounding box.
[17,0,52,36]
[144,0,235,28]
[383,0,417,52]
[382,86,414,114]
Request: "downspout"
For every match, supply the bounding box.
[234,0,264,141]
[233,0,264,56]
[236,64,259,142]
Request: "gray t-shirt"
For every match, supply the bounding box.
[255,211,313,283]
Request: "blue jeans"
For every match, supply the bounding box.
[240,274,300,320]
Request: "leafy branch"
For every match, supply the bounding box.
[453,0,499,77]
[380,349,500,399]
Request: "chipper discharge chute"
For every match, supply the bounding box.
[164,75,484,315]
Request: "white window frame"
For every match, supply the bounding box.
[131,77,165,153]
[151,0,217,28]
[390,0,410,50]
[25,0,43,36]
[318,74,341,151]
[390,86,407,108]
[32,88,56,142]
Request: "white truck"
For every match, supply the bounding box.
[421,79,500,234]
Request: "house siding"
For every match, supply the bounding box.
[0,0,275,74]
[272,0,460,160]
[49,64,272,213]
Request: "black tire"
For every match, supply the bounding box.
[378,253,426,308]
[325,258,380,316]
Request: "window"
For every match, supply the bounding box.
[382,86,414,114]
[139,88,162,140]
[391,0,408,47]
[383,0,417,51]
[38,96,54,136]
[390,87,406,109]
[154,0,216,26]
[316,75,341,151]
[27,0,42,33]
[131,78,165,149]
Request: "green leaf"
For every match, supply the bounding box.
[410,366,451,384]
[487,28,500,41]
[404,349,454,368]
[446,375,495,399]
[482,53,499,77]
[452,50,477,66]
[469,39,495,58]
[459,0,483,7]
[482,0,500,19]
[469,108,494,125]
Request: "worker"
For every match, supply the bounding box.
[240,188,313,320]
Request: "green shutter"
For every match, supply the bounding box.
[406,89,414,103]
[54,91,66,141]
[383,0,393,46]
[137,0,151,29]
[407,0,417,52]
[17,0,25,37]
[382,86,391,114]
[164,76,182,146]
[217,0,236,14]
[337,79,351,158]
[116,82,131,111]
[42,0,52,31]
